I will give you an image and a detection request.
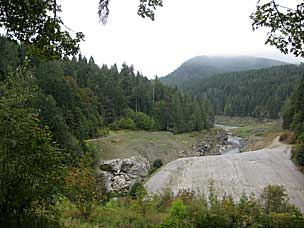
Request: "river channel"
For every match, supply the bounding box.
[215,124,242,155]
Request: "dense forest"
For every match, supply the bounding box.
[187,65,304,118]
[160,56,302,119]
[0,35,213,162]
[1,0,304,226]
[0,35,213,226]
[283,75,304,166]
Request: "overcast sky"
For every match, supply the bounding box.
[60,0,302,78]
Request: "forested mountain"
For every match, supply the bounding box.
[0,36,212,162]
[161,56,288,87]
[188,65,303,119]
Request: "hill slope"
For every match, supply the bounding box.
[160,56,288,87]
[191,64,303,118]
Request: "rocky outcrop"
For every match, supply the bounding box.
[97,156,150,195]
[193,129,229,156]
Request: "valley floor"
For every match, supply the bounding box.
[88,130,209,164]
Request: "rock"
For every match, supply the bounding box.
[111,138,120,143]
[120,159,134,173]
[98,156,150,194]
[100,159,122,174]
[97,170,113,191]
[179,150,186,158]
[216,129,228,142]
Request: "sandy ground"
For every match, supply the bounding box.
[145,138,304,212]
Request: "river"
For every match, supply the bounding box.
[215,124,242,155]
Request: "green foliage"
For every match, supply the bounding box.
[96,128,110,137]
[134,112,155,130]
[283,75,304,165]
[260,185,293,214]
[160,199,187,228]
[0,36,20,80]
[64,163,99,220]
[128,182,144,198]
[0,73,64,227]
[153,159,163,169]
[111,117,136,130]
[251,1,304,57]
[58,184,304,227]
[189,64,303,119]
[292,144,304,166]
[162,57,302,119]
[0,0,84,59]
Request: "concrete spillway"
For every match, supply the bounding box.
[145,140,304,212]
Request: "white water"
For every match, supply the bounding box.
[215,124,242,155]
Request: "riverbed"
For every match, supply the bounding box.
[215,124,243,155]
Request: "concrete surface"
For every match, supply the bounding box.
[145,139,304,212]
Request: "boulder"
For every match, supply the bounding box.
[216,129,228,142]
[98,156,150,194]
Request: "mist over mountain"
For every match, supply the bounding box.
[160,56,288,87]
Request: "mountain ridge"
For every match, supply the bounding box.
[160,55,289,87]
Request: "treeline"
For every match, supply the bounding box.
[283,76,304,166]
[186,65,303,118]
[0,36,213,160]
[0,36,212,226]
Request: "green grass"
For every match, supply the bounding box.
[215,115,278,127]
[231,121,282,138]
[88,130,208,164]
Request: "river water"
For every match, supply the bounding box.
[215,124,242,155]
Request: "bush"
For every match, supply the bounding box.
[259,185,292,214]
[153,159,163,169]
[64,163,99,220]
[57,184,304,228]
[118,117,136,129]
[279,131,296,144]
[109,117,136,130]
[292,144,304,166]
[96,127,110,137]
[128,182,144,198]
[133,112,154,130]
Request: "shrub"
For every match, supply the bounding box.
[118,117,136,129]
[96,127,110,137]
[64,163,99,220]
[133,112,154,130]
[109,117,136,130]
[259,185,295,214]
[279,131,296,144]
[123,108,136,119]
[128,182,144,198]
[160,199,188,228]
[292,144,304,166]
[153,159,163,169]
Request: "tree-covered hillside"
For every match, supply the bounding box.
[283,76,304,166]
[0,36,212,160]
[188,64,303,119]
[161,56,287,87]
[0,36,213,226]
